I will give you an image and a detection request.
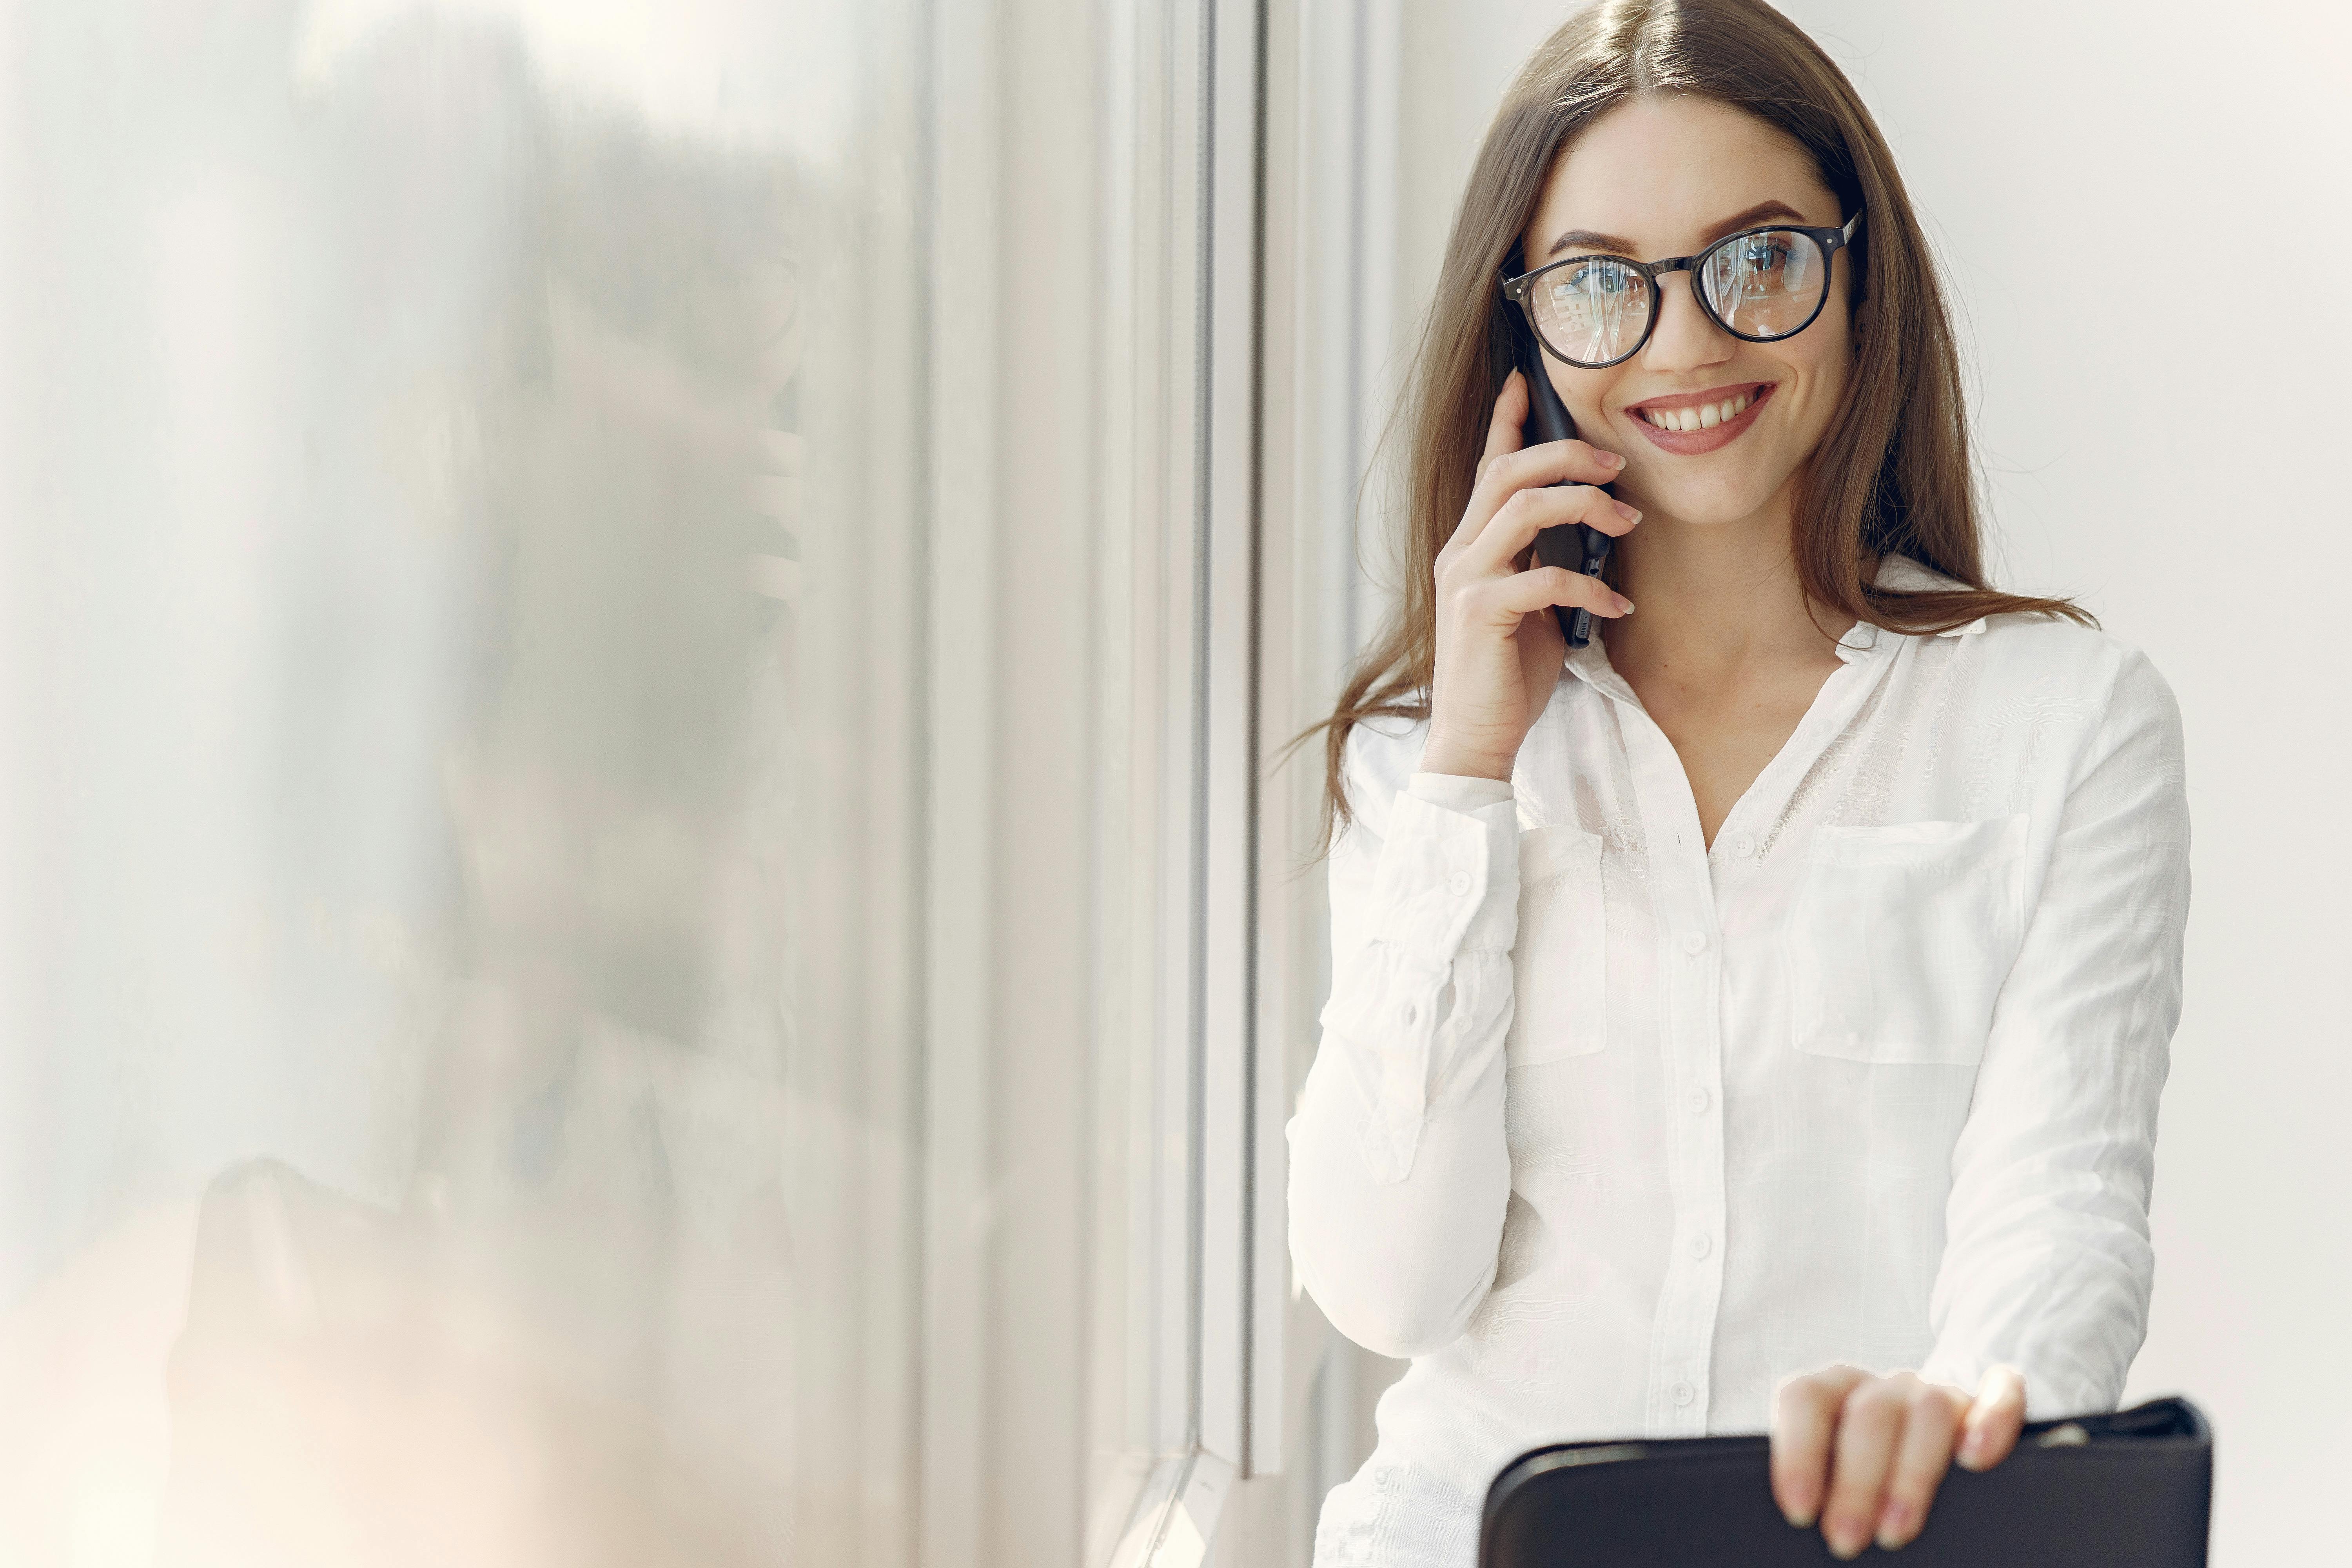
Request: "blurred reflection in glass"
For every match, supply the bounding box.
[0,2,922,1561]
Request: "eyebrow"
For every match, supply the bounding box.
[1544,200,1813,259]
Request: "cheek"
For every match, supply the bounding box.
[1773,336,1851,456]
[1792,311,1854,424]
[1555,370,1620,442]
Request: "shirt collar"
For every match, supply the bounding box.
[1833,620,1882,664]
[1864,554,1989,648]
[1561,624,1633,700]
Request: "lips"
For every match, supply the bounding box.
[1626,381,1776,457]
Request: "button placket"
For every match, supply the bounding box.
[1613,709,1724,1436]
[1561,626,1906,1441]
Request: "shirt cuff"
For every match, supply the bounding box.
[1408,771,1515,813]
[1370,777,1522,959]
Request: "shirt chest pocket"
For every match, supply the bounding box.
[1507,825,1608,1067]
[1784,814,2031,1065]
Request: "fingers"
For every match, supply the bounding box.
[1770,1366,1869,1530]
[1956,1365,2028,1471]
[1448,376,1627,556]
[1473,436,1628,515]
[1481,369,1528,473]
[1478,565,1633,623]
[1778,1368,2024,1559]
[1875,1382,1970,1550]
[1468,485,1641,577]
[1820,1377,1909,1558]
[1450,374,1533,555]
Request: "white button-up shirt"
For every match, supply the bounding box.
[1291,560,2189,1568]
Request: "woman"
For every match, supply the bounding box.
[1287,2,2189,1563]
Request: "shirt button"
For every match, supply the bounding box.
[1680,932,1707,956]
[1732,834,1755,858]
[1689,1088,1711,1115]
[1690,1233,1713,1260]
[1671,1381,1696,1407]
[1446,870,1472,897]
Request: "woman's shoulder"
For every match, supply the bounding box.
[1883,556,2172,699]
[1979,614,2173,721]
[1880,559,2181,748]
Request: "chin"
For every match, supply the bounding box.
[1633,475,1786,527]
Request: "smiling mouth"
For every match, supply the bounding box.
[1635,385,1765,432]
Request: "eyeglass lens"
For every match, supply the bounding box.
[1527,229,1830,367]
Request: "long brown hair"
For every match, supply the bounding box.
[1308,0,2086,848]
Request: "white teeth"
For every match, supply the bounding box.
[1644,396,1759,431]
[1642,390,1760,432]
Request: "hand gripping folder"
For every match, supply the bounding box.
[1479,1396,2211,1566]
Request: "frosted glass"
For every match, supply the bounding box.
[0,2,926,1561]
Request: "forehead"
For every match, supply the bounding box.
[1526,94,1839,257]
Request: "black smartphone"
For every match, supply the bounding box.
[1501,294,1614,648]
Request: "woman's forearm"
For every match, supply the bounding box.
[1286,773,1523,1359]
[1922,649,2188,1413]
[1287,1011,1511,1359]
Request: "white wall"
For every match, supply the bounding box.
[1385,3,2352,1561]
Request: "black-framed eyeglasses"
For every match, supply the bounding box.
[1500,209,1863,369]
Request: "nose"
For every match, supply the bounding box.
[1640,270,1734,374]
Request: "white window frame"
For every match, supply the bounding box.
[917,2,1401,1563]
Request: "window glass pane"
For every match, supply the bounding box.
[0,2,926,1559]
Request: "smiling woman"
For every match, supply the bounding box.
[1287,2,2190,1565]
[1313,12,2089,826]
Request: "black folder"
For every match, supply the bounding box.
[1480,1396,2210,1566]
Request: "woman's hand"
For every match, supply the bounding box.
[1419,370,1639,781]
[1771,1365,2028,1557]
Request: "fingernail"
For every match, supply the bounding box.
[1612,596,1634,615]
[1783,1502,1817,1529]
[1600,450,1626,468]
[1612,499,1641,522]
[1956,1425,1987,1469]
[1826,1521,1866,1561]
[1877,1501,1915,1550]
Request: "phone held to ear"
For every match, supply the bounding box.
[1505,302,1614,649]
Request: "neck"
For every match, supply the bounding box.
[1599,485,1845,680]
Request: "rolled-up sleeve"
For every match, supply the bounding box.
[1920,650,2190,1416]
[1287,724,1523,1359]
